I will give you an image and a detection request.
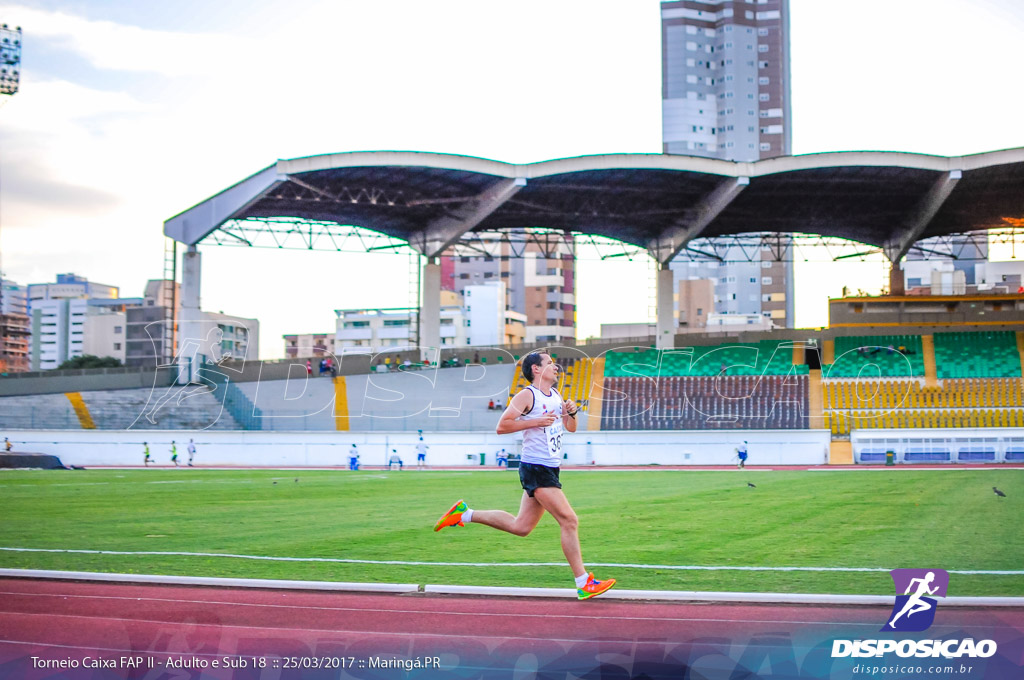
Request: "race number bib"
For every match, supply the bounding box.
[546,417,564,458]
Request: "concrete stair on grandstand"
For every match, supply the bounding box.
[921,334,938,387]
[587,357,606,432]
[233,376,338,431]
[343,364,517,431]
[0,393,83,429]
[808,369,825,429]
[80,387,241,430]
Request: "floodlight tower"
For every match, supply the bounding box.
[0,24,22,372]
[0,24,20,95]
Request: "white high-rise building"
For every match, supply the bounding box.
[662,0,794,327]
[661,0,791,161]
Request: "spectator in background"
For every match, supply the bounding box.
[306,360,312,377]
[187,439,197,467]
[473,351,480,364]
[319,358,327,376]
[348,444,360,471]
[389,449,404,470]
[416,437,428,469]
[488,399,495,410]
[496,448,508,467]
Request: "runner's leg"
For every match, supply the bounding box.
[469,492,545,537]
[533,487,585,577]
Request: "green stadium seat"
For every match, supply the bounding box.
[828,335,924,378]
[933,331,1021,378]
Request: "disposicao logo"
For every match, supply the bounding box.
[831,568,998,659]
[882,568,948,632]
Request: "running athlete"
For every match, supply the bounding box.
[434,352,616,600]
[187,439,197,467]
[143,442,151,466]
[170,441,179,467]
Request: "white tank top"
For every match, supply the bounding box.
[519,385,564,468]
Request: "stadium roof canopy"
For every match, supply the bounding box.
[165,148,1024,264]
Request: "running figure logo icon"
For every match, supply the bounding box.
[881,569,949,632]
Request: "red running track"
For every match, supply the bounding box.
[0,578,1022,679]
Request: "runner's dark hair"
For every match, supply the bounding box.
[522,352,546,384]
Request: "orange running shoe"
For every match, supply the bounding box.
[433,499,468,532]
[577,573,616,600]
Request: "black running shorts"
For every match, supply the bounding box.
[518,462,561,497]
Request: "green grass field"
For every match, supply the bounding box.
[0,468,1020,596]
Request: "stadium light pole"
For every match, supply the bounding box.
[0,24,22,373]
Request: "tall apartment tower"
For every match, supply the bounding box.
[662,0,791,161]
[662,1,794,328]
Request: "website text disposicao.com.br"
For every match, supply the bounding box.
[836,638,997,677]
[851,662,978,676]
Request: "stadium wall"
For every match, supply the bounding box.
[852,428,1024,464]
[0,367,175,396]
[1,429,829,467]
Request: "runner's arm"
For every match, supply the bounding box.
[496,390,553,434]
[562,399,578,433]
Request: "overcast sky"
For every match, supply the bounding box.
[1,0,1022,358]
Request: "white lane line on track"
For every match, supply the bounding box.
[0,590,893,628]
[0,638,249,659]
[0,611,725,645]
[1,547,1020,575]
[807,467,1024,472]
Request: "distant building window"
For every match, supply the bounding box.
[762,277,773,285]
[460,273,469,279]
[113,326,122,334]
[697,308,704,316]
[113,343,121,350]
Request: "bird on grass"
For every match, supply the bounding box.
[295,478,299,483]
[273,481,278,485]
[747,482,757,488]
[992,486,1006,498]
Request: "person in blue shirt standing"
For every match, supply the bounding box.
[737,441,748,469]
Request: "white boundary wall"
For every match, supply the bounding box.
[852,427,1024,464]
[2,429,830,467]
